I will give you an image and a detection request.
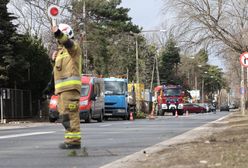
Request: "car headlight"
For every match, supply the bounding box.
[178,104,184,109]
[117,109,126,113]
[80,100,88,106]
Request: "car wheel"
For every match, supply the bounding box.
[158,109,164,116]
[49,117,57,123]
[123,113,129,120]
[85,111,92,123]
[178,110,184,115]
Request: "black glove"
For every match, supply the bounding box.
[42,81,54,95]
[42,71,55,96]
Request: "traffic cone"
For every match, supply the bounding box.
[186,110,189,117]
[175,110,178,118]
[149,109,155,120]
[130,112,134,121]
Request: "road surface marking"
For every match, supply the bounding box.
[0,131,55,139]
[102,132,121,134]
[99,124,112,127]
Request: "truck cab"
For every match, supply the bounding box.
[156,84,185,116]
[103,77,129,120]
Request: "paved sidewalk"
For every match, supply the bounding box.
[100,112,245,168]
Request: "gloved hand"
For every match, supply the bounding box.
[42,81,54,95]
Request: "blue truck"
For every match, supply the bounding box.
[103,77,129,120]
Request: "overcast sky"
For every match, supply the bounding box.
[120,0,225,69]
[120,0,164,30]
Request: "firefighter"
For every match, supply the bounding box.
[51,23,82,149]
[153,90,160,116]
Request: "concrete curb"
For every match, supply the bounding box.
[100,113,232,168]
[0,122,57,130]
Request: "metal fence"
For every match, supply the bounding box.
[0,88,32,121]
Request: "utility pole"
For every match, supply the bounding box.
[82,1,88,74]
[155,52,160,85]
[150,50,160,90]
[0,89,4,123]
[133,29,166,112]
[194,74,197,90]
[202,78,204,103]
[135,36,139,85]
[241,66,245,115]
[150,59,155,91]
[135,35,140,112]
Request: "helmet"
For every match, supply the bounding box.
[58,23,74,39]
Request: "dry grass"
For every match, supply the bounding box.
[131,112,248,168]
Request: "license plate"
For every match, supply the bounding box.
[162,104,167,109]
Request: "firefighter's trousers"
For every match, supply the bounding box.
[57,90,81,144]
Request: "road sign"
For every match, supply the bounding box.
[240,52,248,67]
[48,5,61,27]
[48,5,61,18]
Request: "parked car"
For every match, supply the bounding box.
[220,104,229,111]
[48,75,105,123]
[198,103,210,112]
[229,103,238,109]
[183,103,207,113]
[209,104,216,112]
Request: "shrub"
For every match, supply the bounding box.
[135,111,146,119]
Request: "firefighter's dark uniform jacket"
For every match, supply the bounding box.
[54,30,82,95]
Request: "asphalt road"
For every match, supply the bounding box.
[0,111,229,168]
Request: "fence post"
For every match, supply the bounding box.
[38,99,42,118]
[21,90,24,117]
[29,90,32,117]
[0,88,4,123]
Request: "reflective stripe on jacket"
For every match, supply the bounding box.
[55,76,81,90]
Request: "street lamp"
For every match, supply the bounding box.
[202,71,208,103]
[133,29,166,85]
[135,35,139,85]
[131,29,166,112]
[193,64,203,90]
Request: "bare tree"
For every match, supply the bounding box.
[161,0,248,103]
[162,0,248,55]
[9,0,72,50]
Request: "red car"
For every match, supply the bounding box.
[183,103,207,113]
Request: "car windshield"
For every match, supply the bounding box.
[104,81,126,95]
[81,84,90,96]
[163,88,181,96]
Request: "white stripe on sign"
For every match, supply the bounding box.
[0,131,55,139]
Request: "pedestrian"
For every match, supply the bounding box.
[51,23,82,149]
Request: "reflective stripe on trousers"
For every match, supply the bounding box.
[65,132,81,139]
